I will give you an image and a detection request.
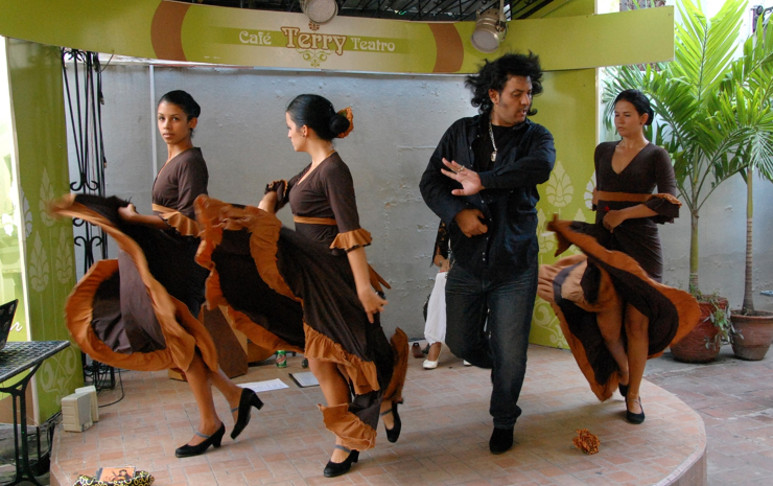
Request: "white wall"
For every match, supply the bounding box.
[660,174,773,312]
[89,63,474,339]
[69,61,773,341]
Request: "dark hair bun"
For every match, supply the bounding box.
[329,113,350,137]
[286,94,353,141]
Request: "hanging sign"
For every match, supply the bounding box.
[0,0,674,73]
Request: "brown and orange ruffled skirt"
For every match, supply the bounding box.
[194,195,407,451]
[51,194,218,373]
[538,218,700,401]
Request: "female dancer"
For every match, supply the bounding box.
[195,94,407,477]
[53,90,261,458]
[538,89,699,423]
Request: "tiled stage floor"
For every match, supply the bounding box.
[644,347,773,486]
[50,345,706,486]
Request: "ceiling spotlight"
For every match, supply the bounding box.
[471,1,507,53]
[301,0,338,24]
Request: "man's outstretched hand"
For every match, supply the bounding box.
[441,158,484,196]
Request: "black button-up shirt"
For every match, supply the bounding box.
[420,114,556,280]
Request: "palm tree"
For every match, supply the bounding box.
[603,0,763,296]
[724,13,773,315]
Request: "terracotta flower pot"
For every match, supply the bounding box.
[670,298,728,363]
[730,310,773,361]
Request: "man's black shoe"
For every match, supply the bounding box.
[489,427,514,454]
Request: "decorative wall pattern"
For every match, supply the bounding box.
[28,234,49,293]
[21,190,32,238]
[55,227,75,284]
[38,167,56,227]
[529,67,597,348]
[5,39,82,423]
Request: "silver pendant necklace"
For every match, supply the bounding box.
[488,121,497,162]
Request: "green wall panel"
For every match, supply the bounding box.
[528,0,598,348]
[5,38,82,422]
[530,68,598,348]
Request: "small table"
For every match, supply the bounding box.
[0,341,70,486]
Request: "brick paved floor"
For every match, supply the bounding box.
[50,344,710,486]
[644,346,773,486]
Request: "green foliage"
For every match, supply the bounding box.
[724,14,773,182]
[603,0,773,296]
[705,297,733,349]
[728,13,773,314]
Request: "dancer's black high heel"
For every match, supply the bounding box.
[231,388,264,439]
[625,396,645,424]
[381,401,402,443]
[175,423,225,458]
[618,383,628,398]
[323,445,359,478]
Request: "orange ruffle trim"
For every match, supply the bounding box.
[538,255,623,401]
[648,192,682,207]
[195,195,393,386]
[203,269,304,355]
[539,256,622,315]
[51,195,218,373]
[195,197,385,386]
[304,325,380,395]
[195,195,297,301]
[548,216,700,346]
[336,106,354,139]
[383,328,408,404]
[330,228,372,252]
[152,203,200,236]
[319,403,375,451]
[306,326,408,448]
[195,195,407,450]
[195,194,304,354]
[540,216,701,401]
[306,326,408,449]
[369,266,391,293]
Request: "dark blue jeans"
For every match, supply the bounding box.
[444,261,538,429]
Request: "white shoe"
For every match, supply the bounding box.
[423,359,438,370]
[463,360,472,367]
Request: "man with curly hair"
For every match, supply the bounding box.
[419,52,556,454]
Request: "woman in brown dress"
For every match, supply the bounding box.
[53,90,262,458]
[195,94,407,478]
[538,90,699,424]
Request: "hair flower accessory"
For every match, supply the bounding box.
[336,106,354,138]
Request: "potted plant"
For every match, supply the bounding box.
[669,295,731,363]
[603,0,748,361]
[723,11,773,361]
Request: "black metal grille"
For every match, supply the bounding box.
[0,341,70,383]
[182,0,555,22]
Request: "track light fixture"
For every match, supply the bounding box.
[471,0,507,53]
[301,0,338,24]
